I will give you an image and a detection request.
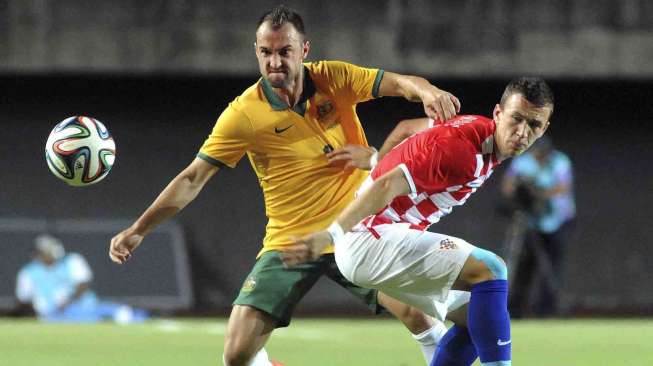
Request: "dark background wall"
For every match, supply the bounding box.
[2,74,652,315]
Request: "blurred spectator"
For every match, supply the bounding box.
[501,136,575,318]
[14,234,148,323]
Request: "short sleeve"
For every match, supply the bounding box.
[197,104,253,168]
[66,253,93,283]
[16,268,33,302]
[402,136,475,193]
[322,61,383,104]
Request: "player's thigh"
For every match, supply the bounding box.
[322,254,383,314]
[232,250,324,328]
[337,227,474,302]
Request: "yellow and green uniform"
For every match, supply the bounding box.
[198,60,384,257]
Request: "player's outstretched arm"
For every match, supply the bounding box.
[378,72,460,122]
[281,166,411,266]
[109,158,219,264]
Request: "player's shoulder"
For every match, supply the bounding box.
[305,60,366,81]
[214,82,262,128]
[438,115,495,151]
[446,114,494,135]
[232,81,265,109]
[305,60,350,73]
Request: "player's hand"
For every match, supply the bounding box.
[109,227,144,264]
[420,87,461,122]
[327,145,376,170]
[281,231,332,267]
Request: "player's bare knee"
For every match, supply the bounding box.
[470,247,507,281]
[400,306,433,334]
[456,248,507,288]
[223,340,254,366]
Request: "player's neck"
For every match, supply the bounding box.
[272,72,304,107]
[493,133,509,162]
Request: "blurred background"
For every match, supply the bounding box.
[1,0,652,320]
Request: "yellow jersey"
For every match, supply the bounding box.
[198,60,384,257]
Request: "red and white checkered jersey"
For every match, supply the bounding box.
[355,115,500,235]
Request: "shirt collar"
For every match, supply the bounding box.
[261,66,316,111]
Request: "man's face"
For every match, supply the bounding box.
[255,22,309,89]
[493,93,552,159]
[37,251,56,266]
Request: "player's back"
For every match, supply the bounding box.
[356,115,499,233]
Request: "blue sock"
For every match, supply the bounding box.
[468,279,511,366]
[430,325,478,366]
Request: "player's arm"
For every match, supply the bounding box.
[378,71,460,122]
[109,158,219,264]
[378,118,431,159]
[326,118,430,170]
[281,166,411,265]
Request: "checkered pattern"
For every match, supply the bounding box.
[355,116,500,235]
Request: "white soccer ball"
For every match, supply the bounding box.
[45,116,116,187]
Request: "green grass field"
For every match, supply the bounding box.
[2,318,651,365]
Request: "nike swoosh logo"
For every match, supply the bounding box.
[275,125,294,133]
[497,339,511,346]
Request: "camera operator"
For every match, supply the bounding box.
[501,136,575,318]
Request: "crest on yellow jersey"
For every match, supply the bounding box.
[317,100,334,120]
[242,276,257,292]
[315,99,339,130]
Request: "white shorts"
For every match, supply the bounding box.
[335,224,474,321]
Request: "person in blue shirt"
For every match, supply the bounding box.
[15,234,147,323]
[501,136,575,317]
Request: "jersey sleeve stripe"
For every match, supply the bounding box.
[196,152,229,168]
[372,69,385,98]
[397,163,417,195]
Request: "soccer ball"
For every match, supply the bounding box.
[45,116,116,186]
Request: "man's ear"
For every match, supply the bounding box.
[302,40,310,60]
[492,104,501,121]
[541,120,550,135]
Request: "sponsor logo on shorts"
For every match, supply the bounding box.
[242,276,257,292]
[439,238,457,250]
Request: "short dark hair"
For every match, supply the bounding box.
[257,5,306,38]
[500,77,554,110]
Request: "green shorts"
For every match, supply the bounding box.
[233,251,381,327]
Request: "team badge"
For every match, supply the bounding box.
[242,276,257,292]
[439,238,457,250]
[317,100,334,120]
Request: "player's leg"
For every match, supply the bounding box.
[223,305,275,366]
[224,251,323,366]
[332,229,478,365]
[377,292,446,364]
[324,252,442,365]
[451,247,511,366]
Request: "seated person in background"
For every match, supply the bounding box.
[15,234,148,323]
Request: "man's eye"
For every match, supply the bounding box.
[529,121,542,129]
